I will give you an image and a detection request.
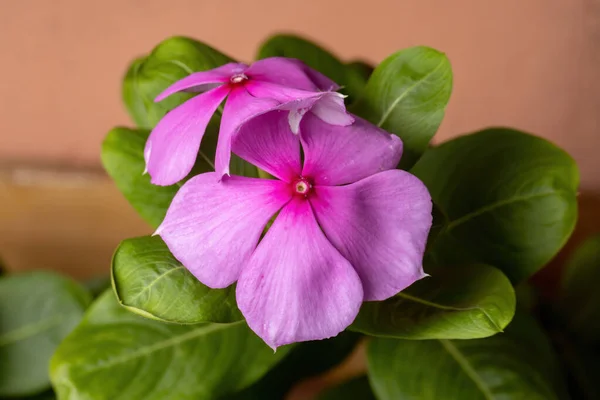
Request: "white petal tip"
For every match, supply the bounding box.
[151,227,163,237]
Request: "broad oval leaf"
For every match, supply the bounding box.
[123,36,232,129]
[412,128,579,283]
[101,127,179,228]
[367,313,568,400]
[112,235,242,324]
[352,46,452,169]
[559,233,600,340]
[0,271,91,397]
[226,331,361,400]
[50,291,290,400]
[256,34,364,101]
[350,264,515,340]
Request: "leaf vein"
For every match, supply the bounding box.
[376,58,446,127]
[444,190,567,233]
[80,322,240,374]
[439,339,495,400]
[0,315,63,347]
[128,266,186,302]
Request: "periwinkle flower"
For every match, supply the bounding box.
[155,110,433,349]
[144,58,354,185]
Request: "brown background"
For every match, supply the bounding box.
[1,0,599,191]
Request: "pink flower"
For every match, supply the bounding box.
[155,110,433,349]
[144,58,354,185]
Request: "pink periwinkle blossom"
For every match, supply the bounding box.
[144,58,354,186]
[155,110,433,349]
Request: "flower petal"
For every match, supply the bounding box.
[154,63,247,101]
[245,80,352,133]
[215,87,279,178]
[245,80,331,103]
[246,57,337,91]
[310,170,432,301]
[237,197,363,349]
[309,94,355,126]
[300,114,403,186]
[144,85,230,186]
[232,110,302,182]
[156,173,291,288]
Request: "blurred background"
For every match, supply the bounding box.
[1,0,599,281]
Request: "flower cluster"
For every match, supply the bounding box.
[147,58,432,349]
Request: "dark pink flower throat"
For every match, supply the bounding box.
[229,73,248,84]
[292,177,313,197]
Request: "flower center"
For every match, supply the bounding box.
[230,73,248,84]
[293,178,312,196]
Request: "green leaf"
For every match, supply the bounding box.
[256,34,363,101]
[345,60,374,101]
[50,291,290,400]
[317,377,376,400]
[84,275,111,299]
[112,235,242,324]
[412,128,579,283]
[123,36,232,129]
[101,127,179,228]
[0,271,91,397]
[346,61,374,81]
[367,313,568,400]
[224,331,361,400]
[559,233,600,340]
[352,46,452,169]
[350,264,515,340]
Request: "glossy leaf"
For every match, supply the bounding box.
[225,331,361,400]
[256,34,363,101]
[0,271,91,397]
[351,264,515,340]
[123,36,232,129]
[317,377,376,400]
[101,127,179,228]
[412,128,579,283]
[368,313,568,400]
[559,233,600,340]
[50,291,290,400]
[112,235,242,324]
[352,46,452,168]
